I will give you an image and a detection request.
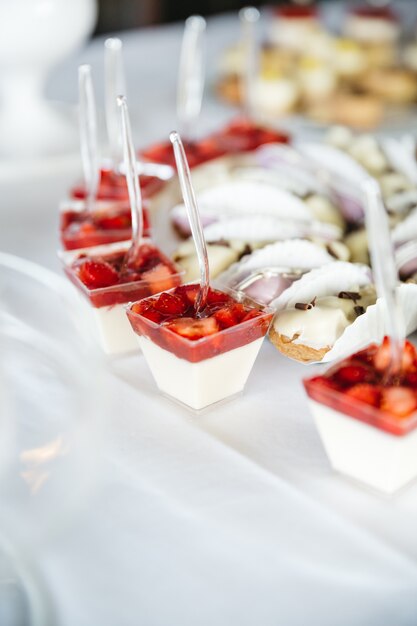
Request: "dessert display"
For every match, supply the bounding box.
[127,283,272,410]
[62,240,181,354]
[216,6,417,129]
[269,262,376,363]
[304,338,417,494]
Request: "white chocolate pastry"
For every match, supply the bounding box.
[270,285,376,362]
[269,15,320,52]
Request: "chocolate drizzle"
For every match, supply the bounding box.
[354,305,365,317]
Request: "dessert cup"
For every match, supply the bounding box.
[304,340,417,494]
[59,198,151,250]
[61,240,182,354]
[126,284,273,410]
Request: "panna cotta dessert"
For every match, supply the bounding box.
[126,283,272,410]
[269,5,321,52]
[60,198,151,251]
[62,240,181,354]
[343,6,400,46]
[141,119,290,169]
[304,338,417,494]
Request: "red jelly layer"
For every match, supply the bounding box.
[350,6,398,21]
[127,284,273,363]
[60,203,151,251]
[71,168,163,202]
[304,338,417,436]
[140,119,290,169]
[66,243,181,308]
[274,5,318,19]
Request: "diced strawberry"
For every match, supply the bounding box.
[94,213,131,230]
[241,309,262,323]
[175,284,201,306]
[334,364,373,386]
[78,222,97,235]
[380,386,417,418]
[166,316,219,340]
[142,264,176,294]
[206,289,231,306]
[214,303,246,329]
[76,259,119,289]
[345,383,380,407]
[154,292,187,315]
[405,371,417,387]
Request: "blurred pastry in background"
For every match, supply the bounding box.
[269,4,321,53]
[308,94,384,129]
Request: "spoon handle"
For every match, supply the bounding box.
[78,64,99,214]
[118,95,143,259]
[362,177,404,377]
[105,38,126,171]
[239,7,260,120]
[170,131,209,313]
[176,15,206,141]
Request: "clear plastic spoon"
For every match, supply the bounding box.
[362,177,404,379]
[176,15,206,141]
[78,64,99,214]
[117,95,143,267]
[105,38,126,172]
[239,7,260,120]
[170,131,209,314]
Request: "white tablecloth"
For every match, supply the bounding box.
[2,9,417,626]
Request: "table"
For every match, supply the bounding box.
[1,10,417,626]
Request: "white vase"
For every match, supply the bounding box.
[0,0,97,160]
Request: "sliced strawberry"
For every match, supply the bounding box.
[94,213,131,230]
[374,337,417,374]
[345,383,380,407]
[142,264,176,294]
[308,375,339,391]
[405,371,417,387]
[174,284,201,306]
[154,292,187,316]
[165,317,219,340]
[334,363,373,386]
[380,386,417,418]
[206,289,231,306]
[76,259,119,289]
[241,309,262,323]
[214,303,246,329]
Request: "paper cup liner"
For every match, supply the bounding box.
[393,207,417,247]
[270,261,372,311]
[203,216,341,244]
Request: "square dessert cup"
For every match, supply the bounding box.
[59,198,151,251]
[70,166,164,203]
[126,285,273,411]
[60,240,183,355]
[304,355,417,495]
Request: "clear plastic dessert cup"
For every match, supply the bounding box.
[60,239,183,355]
[59,197,151,251]
[127,284,273,410]
[304,343,417,495]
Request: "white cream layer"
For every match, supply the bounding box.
[309,400,417,494]
[138,335,264,411]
